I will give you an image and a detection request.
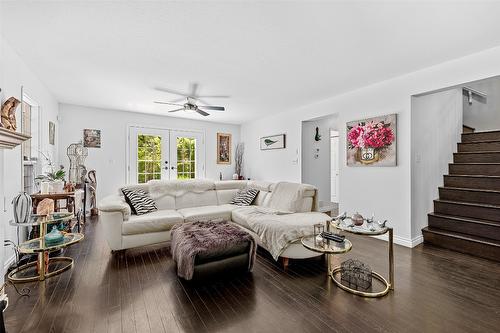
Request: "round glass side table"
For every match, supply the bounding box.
[8,214,84,283]
[301,235,352,275]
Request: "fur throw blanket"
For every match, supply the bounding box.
[170,221,256,280]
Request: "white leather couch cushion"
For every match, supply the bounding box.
[177,204,238,222]
[175,190,218,209]
[214,180,247,190]
[123,210,183,235]
[98,195,132,220]
[216,189,240,205]
[151,194,176,210]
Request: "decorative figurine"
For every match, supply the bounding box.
[1,97,20,130]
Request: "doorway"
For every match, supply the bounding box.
[301,114,339,203]
[128,126,205,184]
[330,130,339,203]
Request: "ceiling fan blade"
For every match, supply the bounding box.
[198,105,225,111]
[154,101,184,107]
[168,108,184,113]
[196,109,210,116]
[155,87,190,97]
[196,95,230,99]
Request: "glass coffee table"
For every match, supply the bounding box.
[301,235,352,275]
[8,214,84,283]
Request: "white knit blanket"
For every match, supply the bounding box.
[268,182,313,213]
[245,209,330,260]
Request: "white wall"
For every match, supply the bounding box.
[301,115,338,202]
[0,36,60,273]
[58,104,241,199]
[411,89,462,240]
[463,76,500,131]
[242,45,500,247]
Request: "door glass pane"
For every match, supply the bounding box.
[176,137,196,179]
[137,134,162,183]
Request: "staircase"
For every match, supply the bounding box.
[422,129,500,262]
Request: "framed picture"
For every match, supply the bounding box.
[49,121,55,145]
[260,134,286,150]
[83,129,101,148]
[217,133,231,164]
[346,113,397,167]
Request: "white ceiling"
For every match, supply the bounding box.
[3,1,500,124]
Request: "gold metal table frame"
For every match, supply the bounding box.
[8,215,84,283]
[329,219,394,298]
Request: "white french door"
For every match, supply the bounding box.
[128,127,205,184]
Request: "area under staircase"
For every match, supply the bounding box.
[422,129,500,262]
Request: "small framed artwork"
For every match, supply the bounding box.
[49,121,55,145]
[346,113,397,167]
[83,129,101,148]
[217,133,231,164]
[260,134,286,150]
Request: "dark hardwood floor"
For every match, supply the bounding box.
[4,216,500,333]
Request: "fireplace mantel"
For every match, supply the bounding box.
[0,127,31,149]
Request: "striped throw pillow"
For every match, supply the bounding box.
[230,188,259,206]
[122,188,157,215]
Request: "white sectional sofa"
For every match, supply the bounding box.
[98,179,331,262]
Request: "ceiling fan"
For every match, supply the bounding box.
[154,83,229,117]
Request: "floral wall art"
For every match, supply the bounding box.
[346,114,397,166]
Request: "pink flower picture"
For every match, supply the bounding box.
[346,114,397,166]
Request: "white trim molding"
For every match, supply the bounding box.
[372,234,424,248]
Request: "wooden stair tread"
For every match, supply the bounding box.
[462,129,500,135]
[439,186,500,194]
[445,175,500,178]
[459,139,500,144]
[428,212,500,227]
[423,227,500,247]
[454,151,500,154]
[434,199,500,209]
[451,162,500,165]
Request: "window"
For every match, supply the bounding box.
[137,134,162,183]
[176,137,196,179]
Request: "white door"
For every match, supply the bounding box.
[330,131,340,203]
[129,127,170,184]
[129,127,205,183]
[169,130,205,179]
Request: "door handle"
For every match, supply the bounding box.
[171,166,177,170]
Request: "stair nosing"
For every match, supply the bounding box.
[444,174,500,179]
[423,227,500,247]
[459,139,500,144]
[434,199,500,209]
[450,162,500,165]
[462,129,500,135]
[428,212,500,227]
[454,151,500,154]
[439,186,500,194]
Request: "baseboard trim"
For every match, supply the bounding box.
[372,234,423,248]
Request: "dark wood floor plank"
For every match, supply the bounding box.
[4,216,500,333]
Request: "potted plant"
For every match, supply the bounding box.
[35,165,66,193]
[347,120,395,164]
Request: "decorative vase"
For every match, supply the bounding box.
[357,147,379,164]
[12,192,32,224]
[50,180,65,193]
[232,173,239,180]
[44,226,64,246]
[352,213,364,226]
[40,181,50,194]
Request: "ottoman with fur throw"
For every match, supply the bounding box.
[170,221,257,280]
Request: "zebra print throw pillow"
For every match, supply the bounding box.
[122,188,157,215]
[230,188,259,206]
